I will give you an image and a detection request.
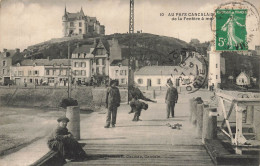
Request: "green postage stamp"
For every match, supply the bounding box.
[216,9,248,51]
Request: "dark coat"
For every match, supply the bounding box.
[47,126,86,160]
[106,86,121,106]
[165,87,178,102]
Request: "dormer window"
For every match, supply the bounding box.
[2,61,6,66]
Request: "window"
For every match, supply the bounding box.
[46,70,50,75]
[115,70,119,76]
[81,62,86,67]
[30,79,33,83]
[216,64,218,68]
[157,79,161,84]
[96,67,100,74]
[34,70,38,75]
[79,29,82,34]
[121,79,125,84]
[75,62,79,67]
[18,71,23,76]
[70,22,74,27]
[138,79,143,84]
[3,61,6,66]
[102,67,105,74]
[75,70,79,76]
[3,69,5,74]
[60,70,63,76]
[28,70,32,75]
[53,70,56,75]
[79,22,82,27]
[81,70,86,76]
[102,59,105,65]
[96,59,99,65]
[216,75,218,79]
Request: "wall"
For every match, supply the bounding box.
[0,86,128,108]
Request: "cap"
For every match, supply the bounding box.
[57,116,70,122]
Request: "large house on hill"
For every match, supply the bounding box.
[62,7,105,37]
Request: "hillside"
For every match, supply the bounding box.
[24,33,195,65]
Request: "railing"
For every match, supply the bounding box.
[216,92,260,153]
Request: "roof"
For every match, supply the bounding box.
[73,44,95,54]
[135,66,195,76]
[20,59,70,66]
[237,72,250,79]
[110,59,129,66]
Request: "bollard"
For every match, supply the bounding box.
[202,107,217,144]
[196,104,204,137]
[191,99,198,126]
[66,106,80,140]
[246,106,254,124]
[152,89,156,99]
[189,98,195,122]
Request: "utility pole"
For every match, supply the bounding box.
[128,0,134,104]
[67,42,71,98]
[129,0,134,34]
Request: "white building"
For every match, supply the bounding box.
[134,66,194,87]
[10,59,70,86]
[208,44,225,89]
[71,39,109,84]
[109,59,128,86]
[236,72,250,86]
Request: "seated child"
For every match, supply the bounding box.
[47,116,86,161]
[130,96,148,121]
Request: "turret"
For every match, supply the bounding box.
[62,6,68,37]
[62,6,68,21]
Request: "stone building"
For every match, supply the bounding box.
[10,59,70,86]
[109,59,128,86]
[62,7,105,37]
[71,38,109,83]
[0,48,23,85]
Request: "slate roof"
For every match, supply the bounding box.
[135,66,195,76]
[72,45,95,54]
[110,59,129,66]
[20,59,70,66]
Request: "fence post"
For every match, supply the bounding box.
[246,106,254,124]
[202,107,217,144]
[66,106,80,140]
[191,99,197,126]
[196,104,204,137]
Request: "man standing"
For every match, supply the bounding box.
[165,81,178,118]
[105,80,121,128]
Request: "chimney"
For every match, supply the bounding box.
[16,48,20,53]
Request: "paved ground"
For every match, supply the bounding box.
[0,89,214,166]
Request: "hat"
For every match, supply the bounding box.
[110,80,117,86]
[57,117,70,122]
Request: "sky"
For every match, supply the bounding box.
[0,0,259,51]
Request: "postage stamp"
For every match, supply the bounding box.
[216,9,248,51]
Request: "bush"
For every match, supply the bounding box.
[59,98,78,109]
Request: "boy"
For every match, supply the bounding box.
[130,96,148,121]
[47,117,86,161]
[128,84,156,114]
[104,80,121,128]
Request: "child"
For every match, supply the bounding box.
[47,117,86,161]
[130,96,148,121]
